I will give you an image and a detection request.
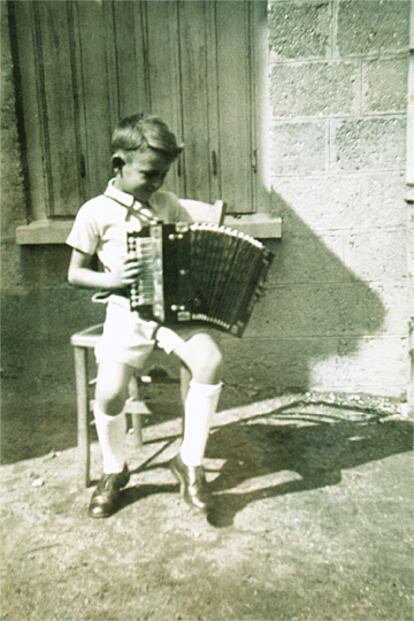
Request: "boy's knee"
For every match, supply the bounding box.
[95,361,133,415]
[95,386,127,416]
[187,333,223,375]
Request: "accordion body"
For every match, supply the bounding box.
[127,222,273,336]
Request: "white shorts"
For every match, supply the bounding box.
[95,295,158,369]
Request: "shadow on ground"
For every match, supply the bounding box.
[205,405,413,527]
[90,397,413,530]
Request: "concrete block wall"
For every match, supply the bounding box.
[245,0,411,398]
[1,1,411,402]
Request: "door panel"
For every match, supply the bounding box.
[178,0,211,201]
[34,1,82,215]
[74,1,115,205]
[215,1,254,213]
[145,0,183,196]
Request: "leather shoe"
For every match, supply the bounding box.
[170,453,211,513]
[88,465,130,518]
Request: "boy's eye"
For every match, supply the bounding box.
[145,171,167,181]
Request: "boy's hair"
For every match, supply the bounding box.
[111,114,183,164]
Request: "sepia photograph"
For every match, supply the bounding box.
[1,0,413,619]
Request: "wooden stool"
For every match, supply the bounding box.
[70,323,150,487]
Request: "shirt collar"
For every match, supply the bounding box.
[104,179,138,210]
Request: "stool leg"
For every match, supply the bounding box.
[74,346,90,487]
[180,364,191,437]
[128,375,143,448]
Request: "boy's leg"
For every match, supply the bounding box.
[157,329,222,512]
[88,360,135,518]
[94,360,135,472]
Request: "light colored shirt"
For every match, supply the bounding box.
[66,179,191,273]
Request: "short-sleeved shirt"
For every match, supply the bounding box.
[66,179,191,273]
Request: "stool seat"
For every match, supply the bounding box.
[70,324,105,348]
[71,323,149,487]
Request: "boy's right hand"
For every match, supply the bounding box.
[108,254,142,289]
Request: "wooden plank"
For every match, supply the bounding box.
[74,1,115,202]
[251,0,271,213]
[73,346,91,488]
[112,0,149,119]
[145,0,183,197]
[205,1,220,202]
[215,0,253,213]
[178,0,211,201]
[34,1,82,215]
[10,1,55,220]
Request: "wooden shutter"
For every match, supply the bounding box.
[11,0,265,219]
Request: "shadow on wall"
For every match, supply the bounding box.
[223,189,386,394]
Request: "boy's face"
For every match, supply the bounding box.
[116,149,173,203]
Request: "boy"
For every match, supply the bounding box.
[67,114,222,518]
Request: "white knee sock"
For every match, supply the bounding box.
[94,403,126,474]
[180,380,222,467]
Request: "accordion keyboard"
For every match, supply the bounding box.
[127,236,155,307]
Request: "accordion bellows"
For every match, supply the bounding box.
[127,222,274,336]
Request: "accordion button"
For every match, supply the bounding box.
[171,304,178,311]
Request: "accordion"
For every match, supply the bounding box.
[127,222,273,336]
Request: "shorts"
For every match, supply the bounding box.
[95,295,158,369]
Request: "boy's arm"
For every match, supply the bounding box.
[67,248,141,290]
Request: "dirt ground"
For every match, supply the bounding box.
[1,376,413,621]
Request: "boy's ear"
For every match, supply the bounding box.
[112,155,125,172]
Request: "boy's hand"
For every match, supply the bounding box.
[109,254,142,289]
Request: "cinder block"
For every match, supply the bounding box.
[274,173,407,231]
[221,335,332,393]
[266,232,346,286]
[247,281,385,338]
[333,336,409,397]
[274,177,360,232]
[271,121,327,175]
[358,173,407,228]
[268,0,330,60]
[221,334,408,397]
[363,58,409,113]
[333,117,406,172]
[271,62,361,117]
[337,0,410,57]
[344,229,407,282]
[368,282,411,336]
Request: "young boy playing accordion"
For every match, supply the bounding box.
[67,114,222,518]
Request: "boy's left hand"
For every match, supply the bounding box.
[108,254,143,289]
[120,255,143,286]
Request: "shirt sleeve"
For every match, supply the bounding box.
[66,201,100,256]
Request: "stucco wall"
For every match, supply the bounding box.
[1,1,411,401]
